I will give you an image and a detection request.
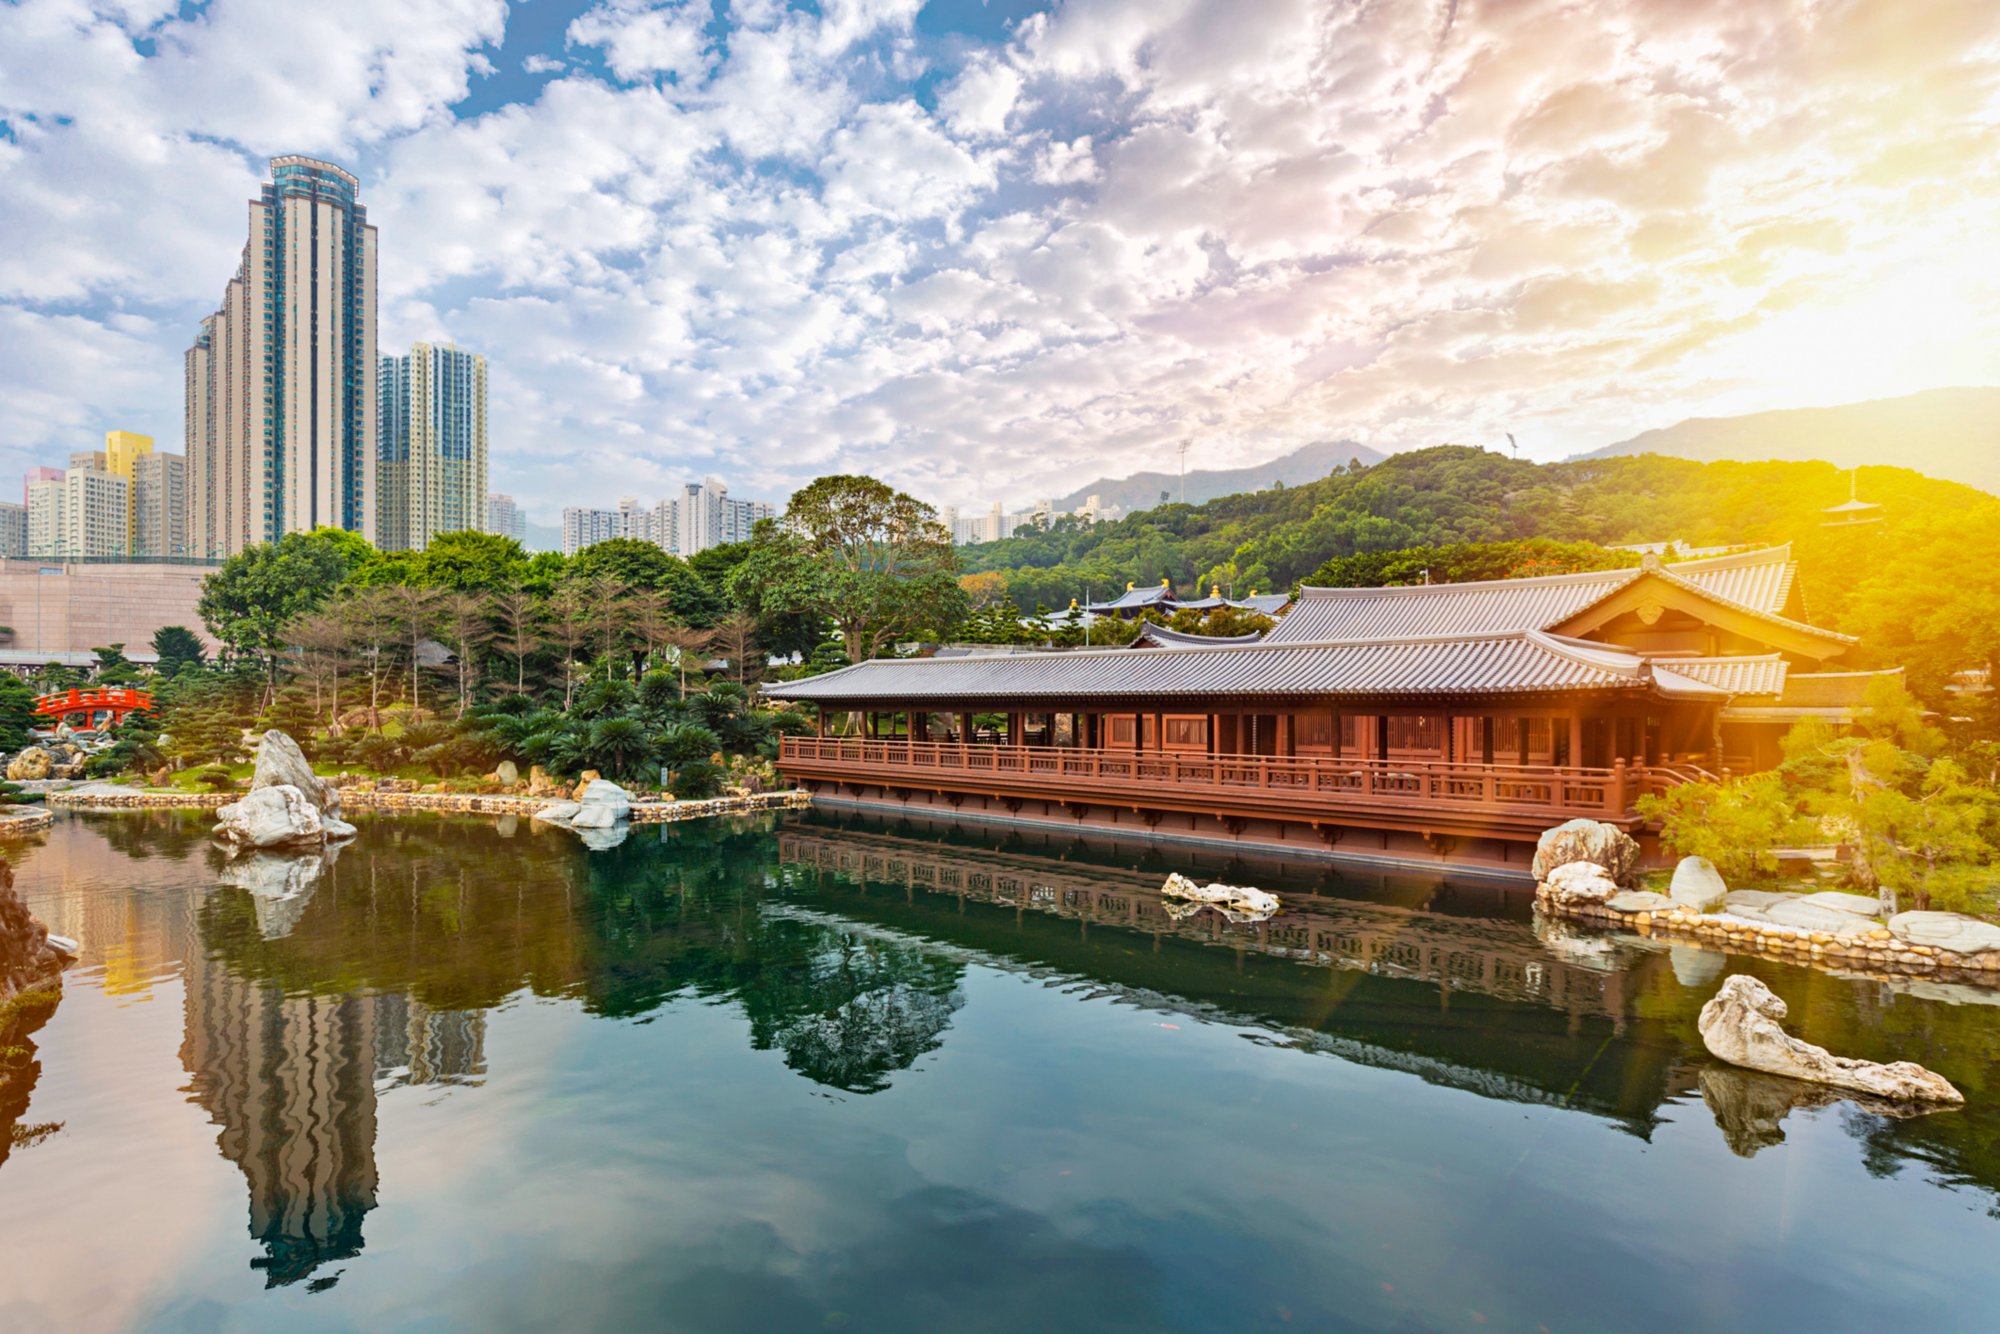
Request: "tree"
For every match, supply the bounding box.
[663,625,715,697]
[407,530,530,592]
[339,587,402,732]
[435,592,492,717]
[378,585,444,714]
[712,612,760,684]
[0,674,38,753]
[728,477,966,662]
[198,530,355,697]
[488,590,543,696]
[566,538,725,627]
[91,644,143,685]
[151,625,207,678]
[544,583,594,709]
[286,610,349,731]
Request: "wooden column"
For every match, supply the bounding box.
[1376,714,1390,761]
[1152,710,1166,751]
[1481,716,1495,766]
[1331,707,1343,759]
[1568,711,1584,769]
[1516,717,1529,766]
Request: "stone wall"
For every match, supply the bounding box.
[49,786,811,823]
[0,558,217,656]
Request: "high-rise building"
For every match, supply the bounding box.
[186,155,378,558]
[133,451,189,558]
[486,493,527,544]
[69,450,109,471]
[60,466,131,557]
[23,466,62,508]
[377,342,487,552]
[561,506,624,556]
[103,430,153,555]
[27,475,64,558]
[0,501,25,558]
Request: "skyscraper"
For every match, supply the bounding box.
[0,501,25,558]
[377,342,487,551]
[561,506,623,556]
[104,429,152,555]
[133,451,189,558]
[60,465,130,557]
[186,156,378,557]
[486,493,527,544]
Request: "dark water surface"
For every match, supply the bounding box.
[2,809,1998,1332]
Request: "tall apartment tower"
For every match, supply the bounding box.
[485,493,527,544]
[61,466,131,557]
[186,156,378,557]
[560,506,624,556]
[133,451,189,557]
[26,475,64,557]
[377,342,487,552]
[0,501,25,558]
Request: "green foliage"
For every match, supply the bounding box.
[1637,773,1798,881]
[150,625,207,677]
[91,643,143,685]
[199,529,360,678]
[193,765,238,793]
[404,530,531,592]
[668,759,725,800]
[565,539,725,626]
[0,675,38,754]
[1303,538,1640,588]
[1161,606,1277,638]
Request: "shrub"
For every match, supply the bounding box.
[194,765,238,793]
[669,760,725,800]
[1637,773,1798,881]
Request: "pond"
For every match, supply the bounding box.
[3,809,1998,1331]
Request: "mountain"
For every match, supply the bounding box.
[1574,387,2000,495]
[523,519,563,553]
[1052,439,1385,515]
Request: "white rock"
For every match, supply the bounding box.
[1794,891,1885,918]
[250,729,341,820]
[1669,856,1729,912]
[1606,890,1674,913]
[531,801,582,825]
[496,759,519,785]
[1758,900,1885,934]
[321,815,358,840]
[1161,872,1281,921]
[1532,820,1640,886]
[1723,890,1787,911]
[1698,975,1962,1103]
[1543,861,1620,905]
[573,824,630,851]
[568,804,619,829]
[1887,911,2000,954]
[575,779,633,816]
[45,933,81,957]
[214,785,325,848]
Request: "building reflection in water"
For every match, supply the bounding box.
[178,851,486,1289]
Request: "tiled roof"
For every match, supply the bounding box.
[1265,546,1843,646]
[763,630,1726,706]
[1653,655,1789,697]
[1777,669,1902,709]
[1085,585,1176,612]
[1130,622,1263,648]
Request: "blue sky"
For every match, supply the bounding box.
[3,0,1998,523]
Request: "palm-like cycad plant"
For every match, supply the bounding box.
[582,715,656,782]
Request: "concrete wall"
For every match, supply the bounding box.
[0,559,216,655]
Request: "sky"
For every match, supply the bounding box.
[2,0,1998,522]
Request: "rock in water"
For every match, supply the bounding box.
[1698,975,1963,1104]
[1606,890,1674,913]
[1887,911,2000,954]
[250,729,342,820]
[1668,856,1729,911]
[0,858,64,1002]
[213,785,326,849]
[1160,873,1281,921]
[1531,819,1640,887]
[575,779,633,816]
[5,747,52,783]
[1542,861,1620,905]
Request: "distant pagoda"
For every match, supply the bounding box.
[1821,469,1883,527]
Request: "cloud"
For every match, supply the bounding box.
[3,0,2000,517]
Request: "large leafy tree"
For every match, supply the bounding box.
[406,530,530,592]
[151,625,207,678]
[565,538,726,627]
[728,477,966,662]
[198,529,360,693]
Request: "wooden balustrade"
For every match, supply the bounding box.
[779,737,1666,825]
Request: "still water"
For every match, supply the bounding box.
[2,809,1998,1332]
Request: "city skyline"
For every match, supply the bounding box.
[6,2,1998,522]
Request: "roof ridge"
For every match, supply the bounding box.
[1295,565,1642,599]
[1648,565,1857,643]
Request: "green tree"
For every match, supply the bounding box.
[0,674,38,752]
[727,477,966,662]
[91,643,143,685]
[150,625,207,678]
[406,530,531,592]
[565,538,725,626]
[198,530,358,695]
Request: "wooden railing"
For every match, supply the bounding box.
[779,737,1669,823]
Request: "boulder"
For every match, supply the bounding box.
[213,784,325,849]
[572,770,603,799]
[575,779,633,816]
[1722,889,1788,912]
[1160,872,1281,923]
[496,759,519,785]
[1532,820,1640,887]
[6,747,52,782]
[531,801,582,825]
[1795,891,1884,918]
[1542,861,1620,905]
[249,730,342,819]
[1606,890,1674,913]
[1668,856,1729,912]
[568,804,620,829]
[1887,911,2000,955]
[1698,975,1962,1103]
[1759,900,1882,934]
[527,765,560,797]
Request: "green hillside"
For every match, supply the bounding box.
[962,447,2000,712]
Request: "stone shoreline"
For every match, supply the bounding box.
[48,786,813,823]
[1537,887,2000,984]
[0,808,55,839]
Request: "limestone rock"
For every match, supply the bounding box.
[213,784,326,849]
[1759,900,1882,934]
[496,760,519,785]
[568,804,619,830]
[1887,911,2000,955]
[1698,975,1963,1103]
[1795,891,1884,918]
[1532,820,1640,887]
[1606,890,1674,913]
[1543,861,1620,905]
[1723,890,1787,911]
[250,730,342,820]
[1161,872,1281,922]
[6,747,52,782]
[572,770,602,799]
[527,765,560,797]
[575,779,632,816]
[1669,856,1729,912]
[531,801,582,825]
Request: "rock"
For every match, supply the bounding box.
[148,766,173,788]
[572,770,603,799]
[213,784,326,849]
[1542,861,1620,905]
[1532,819,1640,887]
[531,801,582,825]
[568,804,619,829]
[1887,911,2000,955]
[1670,944,1727,988]
[215,848,337,939]
[1161,872,1281,922]
[1698,975,1963,1103]
[0,858,65,1003]
[249,730,342,820]
[1795,891,1884,918]
[1607,890,1674,913]
[527,765,560,797]
[6,747,52,782]
[1722,890,1788,911]
[496,759,519,785]
[1669,856,1729,912]
[321,815,358,840]
[1759,900,1882,935]
[575,779,633,816]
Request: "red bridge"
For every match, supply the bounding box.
[35,687,154,732]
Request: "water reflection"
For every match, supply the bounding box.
[5,806,2000,1315]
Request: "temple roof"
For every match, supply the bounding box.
[1649,655,1789,697]
[1265,545,1840,647]
[1129,622,1264,648]
[763,630,1728,707]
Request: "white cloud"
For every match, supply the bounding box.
[568,0,714,84]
